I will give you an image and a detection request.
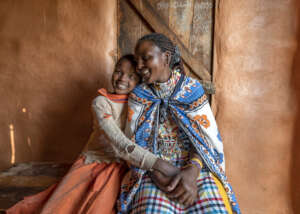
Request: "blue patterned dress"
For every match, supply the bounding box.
[118,70,240,214]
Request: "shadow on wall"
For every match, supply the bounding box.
[291,10,300,213]
[37,76,105,164]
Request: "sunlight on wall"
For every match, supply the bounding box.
[9,124,15,164]
[27,137,31,147]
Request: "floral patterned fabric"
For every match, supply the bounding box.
[118,69,241,214]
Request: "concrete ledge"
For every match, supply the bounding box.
[0,162,71,210]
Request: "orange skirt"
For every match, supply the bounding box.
[6,157,126,214]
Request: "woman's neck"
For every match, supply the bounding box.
[156,68,171,83]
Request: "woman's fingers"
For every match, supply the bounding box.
[186,196,195,206]
[149,172,170,192]
[154,180,169,192]
[150,170,170,185]
[167,184,186,199]
[179,192,191,205]
[167,174,181,192]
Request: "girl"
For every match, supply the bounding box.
[7,54,175,214]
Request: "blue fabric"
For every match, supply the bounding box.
[118,75,241,214]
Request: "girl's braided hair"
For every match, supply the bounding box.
[117,54,137,68]
[135,33,184,72]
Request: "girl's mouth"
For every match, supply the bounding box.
[116,81,129,90]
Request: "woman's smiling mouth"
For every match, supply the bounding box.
[140,68,151,82]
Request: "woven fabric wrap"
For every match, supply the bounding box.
[129,170,228,214]
[118,74,240,214]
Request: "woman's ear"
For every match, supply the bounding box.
[163,51,171,67]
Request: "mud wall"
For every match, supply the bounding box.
[1,0,300,213]
[213,0,300,213]
[0,0,117,170]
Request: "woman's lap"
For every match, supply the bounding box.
[128,170,229,214]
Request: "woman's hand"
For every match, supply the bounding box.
[150,170,173,192]
[166,165,199,206]
[150,159,180,192]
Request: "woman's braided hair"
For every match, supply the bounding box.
[135,33,184,72]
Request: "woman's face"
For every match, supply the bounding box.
[112,59,140,95]
[135,40,171,84]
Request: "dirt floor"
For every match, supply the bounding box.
[0,162,71,212]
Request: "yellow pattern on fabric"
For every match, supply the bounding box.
[212,174,233,214]
[191,157,203,168]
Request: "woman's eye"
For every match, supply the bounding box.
[142,56,149,61]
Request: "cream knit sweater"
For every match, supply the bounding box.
[82,95,157,170]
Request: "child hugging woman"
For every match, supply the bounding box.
[7,34,241,214]
[7,54,174,214]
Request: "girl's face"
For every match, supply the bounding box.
[112,59,140,95]
[135,40,171,84]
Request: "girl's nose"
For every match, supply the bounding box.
[119,73,129,81]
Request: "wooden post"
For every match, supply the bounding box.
[128,0,212,82]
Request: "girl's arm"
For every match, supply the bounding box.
[92,96,158,170]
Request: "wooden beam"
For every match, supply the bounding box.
[128,0,212,81]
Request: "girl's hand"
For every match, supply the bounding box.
[166,165,199,206]
[150,159,180,192]
[152,158,179,176]
[150,170,173,192]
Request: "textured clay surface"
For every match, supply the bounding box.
[213,0,300,213]
[0,0,117,170]
[1,0,300,213]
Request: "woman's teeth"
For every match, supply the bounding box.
[141,69,150,81]
[141,69,150,76]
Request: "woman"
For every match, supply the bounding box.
[118,33,240,214]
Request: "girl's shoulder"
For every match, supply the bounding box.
[94,88,128,105]
[91,96,113,114]
[92,95,110,105]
